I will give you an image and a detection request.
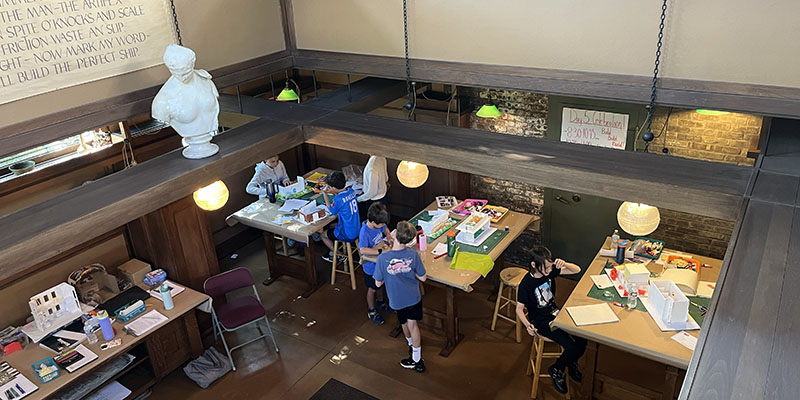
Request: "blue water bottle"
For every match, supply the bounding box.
[159,283,174,311]
[97,310,115,341]
[616,240,630,264]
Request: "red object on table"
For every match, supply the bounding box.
[3,341,22,354]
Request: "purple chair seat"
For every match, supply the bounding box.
[215,296,266,330]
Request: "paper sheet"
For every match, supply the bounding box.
[565,303,620,326]
[431,242,447,257]
[307,172,327,182]
[86,381,131,400]
[148,280,185,302]
[124,310,168,336]
[65,344,99,373]
[279,199,310,213]
[590,274,614,289]
[670,331,698,351]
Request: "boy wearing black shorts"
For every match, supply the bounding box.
[374,221,427,372]
[359,202,394,325]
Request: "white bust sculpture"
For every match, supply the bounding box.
[152,44,220,159]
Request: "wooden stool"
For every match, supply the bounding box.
[275,235,290,256]
[527,335,570,399]
[491,267,527,342]
[330,239,359,290]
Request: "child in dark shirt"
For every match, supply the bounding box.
[516,246,585,395]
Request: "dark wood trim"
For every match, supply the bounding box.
[0,51,292,159]
[303,111,750,220]
[0,119,304,282]
[279,0,297,56]
[293,49,800,119]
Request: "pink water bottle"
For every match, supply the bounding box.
[418,233,427,251]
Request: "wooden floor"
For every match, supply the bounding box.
[149,239,569,400]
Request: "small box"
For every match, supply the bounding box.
[622,263,650,286]
[649,280,690,325]
[117,259,152,286]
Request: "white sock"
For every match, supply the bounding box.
[412,346,421,362]
[405,337,412,346]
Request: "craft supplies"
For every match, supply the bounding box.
[479,205,508,223]
[114,300,146,322]
[612,301,625,308]
[630,237,665,259]
[452,199,487,215]
[100,338,122,351]
[435,196,457,209]
[32,358,59,383]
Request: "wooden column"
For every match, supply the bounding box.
[127,195,220,291]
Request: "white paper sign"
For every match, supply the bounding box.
[560,107,629,150]
[0,0,177,104]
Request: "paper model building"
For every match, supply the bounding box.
[297,201,326,224]
[28,283,82,332]
[649,280,689,325]
[418,210,449,236]
[622,263,650,287]
[456,213,491,244]
[278,176,306,198]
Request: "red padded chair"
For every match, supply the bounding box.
[203,268,279,370]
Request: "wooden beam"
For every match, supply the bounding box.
[303,111,750,220]
[0,118,303,285]
[0,51,292,159]
[293,49,800,120]
[279,0,297,55]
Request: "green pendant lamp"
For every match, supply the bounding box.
[476,104,501,118]
[695,109,730,116]
[277,84,299,102]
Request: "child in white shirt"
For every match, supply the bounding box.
[246,155,290,199]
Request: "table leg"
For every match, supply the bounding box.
[487,253,505,302]
[262,233,280,286]
[662,366,680,400]
[301,242,318,298]
[183,310,203,358]
[577,340,599,400]
[439,285,463,357]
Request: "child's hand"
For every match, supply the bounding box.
[526,324,537,337]
[554,259,566,269]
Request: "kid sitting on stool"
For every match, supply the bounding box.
[516,246,585,395]
[320,171,361,262]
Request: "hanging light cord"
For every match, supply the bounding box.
[643,0,668,152]
[169,0,182,45]
[402,0,416,120]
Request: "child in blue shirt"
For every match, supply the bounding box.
[374,221,427,373]
[321,171,360,262]
[359,203,394,325]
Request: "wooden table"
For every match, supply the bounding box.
[226,168,336,298]
[364,201,535,357]
[551,238,722,400]
[6,287,208,400]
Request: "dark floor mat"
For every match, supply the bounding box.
[310,378,380,400]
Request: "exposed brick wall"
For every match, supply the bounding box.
[459,89,757,261]
[648,209,734,259]
[647,108,761,166]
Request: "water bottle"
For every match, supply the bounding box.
[83,318,99,345]
[611,229,620,245]
[264,179,277,203]
[418,233,427,251]
[97,310,115,341]
[627,283,639,309]
[159,283,174,311]
[616,240,629,264]
[446,231,457,257]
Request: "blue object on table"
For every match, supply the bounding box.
[159,284,174,311]
[97,310,115,341]
[144,269,167,286]
[616,240,630,264]
[32,357,59,383]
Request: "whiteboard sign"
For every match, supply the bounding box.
[560,107,629,150]
[0,0,176,104]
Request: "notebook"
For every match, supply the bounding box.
[566,303,620,326]
[148,281,185,302]
[124,310,168,337]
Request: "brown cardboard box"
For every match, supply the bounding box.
[117,259,152,286]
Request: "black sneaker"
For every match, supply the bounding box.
[400,357,425,372]
[322,252,335,263]
[548,365,568,394]
[568,362,583,383]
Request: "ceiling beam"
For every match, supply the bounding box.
[303,111,750,220]
[294,49,800,120]
[0,118,303,285]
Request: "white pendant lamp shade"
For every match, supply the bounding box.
[193,180,229,211]
[617,202,660,236]
[396,161,429,188]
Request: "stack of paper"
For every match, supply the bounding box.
[124,310,168,337]
[566,303,620,326]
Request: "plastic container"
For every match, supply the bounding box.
[32,357,59,383]
[160,283,174,311]
[627,283,639,309]
[97,310,115,341]
[83,318,99,345]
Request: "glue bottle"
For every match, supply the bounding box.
[97,310,115,341]
[159,283,174,311]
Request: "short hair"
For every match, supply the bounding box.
[395,221,417,245]
[531,246,553,274]
[327,171,346,189]
[367,202,390,225]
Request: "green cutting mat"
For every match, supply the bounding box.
[586,271,710,326]
[453,230,509,255]
[277,190,326,206]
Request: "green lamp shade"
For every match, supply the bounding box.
[277,88,299,102]
[696,109,730,116]
[476,105,501,118]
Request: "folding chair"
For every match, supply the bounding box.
[203,267,279,370]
